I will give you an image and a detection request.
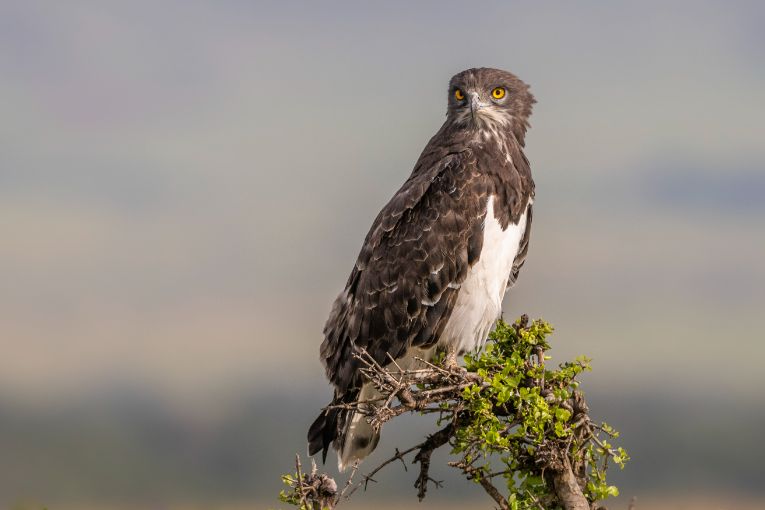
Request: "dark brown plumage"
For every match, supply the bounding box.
[309,68,536,468]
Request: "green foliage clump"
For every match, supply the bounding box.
[278,473,303,508]
[456,316,628,509]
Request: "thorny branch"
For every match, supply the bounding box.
[281,316,629,510]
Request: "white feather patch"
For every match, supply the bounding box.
[438,195,527,354]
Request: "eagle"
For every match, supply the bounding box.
[308,68,536,471]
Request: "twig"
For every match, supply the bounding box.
[337,462,359,501]
[295,454,311,510]
[450,460,509,510]
[526,489,546,510]
[413,423,454,500]
[412,356,451,375]
[345,445,420,498]
[588,425,618,459]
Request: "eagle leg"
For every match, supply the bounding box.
[444,347,467,376]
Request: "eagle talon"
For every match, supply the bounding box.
[449,364,467,377]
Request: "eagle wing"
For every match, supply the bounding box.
[508,202,533,288]
[320,149,490,394]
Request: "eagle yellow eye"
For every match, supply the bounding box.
[491,87,506,99]
[454,89,464,101]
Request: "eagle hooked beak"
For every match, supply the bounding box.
[468,92,484,120]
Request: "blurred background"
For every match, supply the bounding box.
[1,1,764,508]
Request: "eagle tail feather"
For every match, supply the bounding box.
[307,406,339,464]
[307,386,381,471]
[336,382,381,471]
[307,389,360,465]
[337,409,380,472]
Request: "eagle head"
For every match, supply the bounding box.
[446,67,535,140]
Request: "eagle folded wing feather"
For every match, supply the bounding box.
[508,203,533,287]
[320,151,487,393]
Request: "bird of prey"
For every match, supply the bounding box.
[308,68,536,471]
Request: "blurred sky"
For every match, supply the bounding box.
[1,0,764,405]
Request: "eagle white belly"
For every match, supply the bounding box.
[438,195,527,354]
